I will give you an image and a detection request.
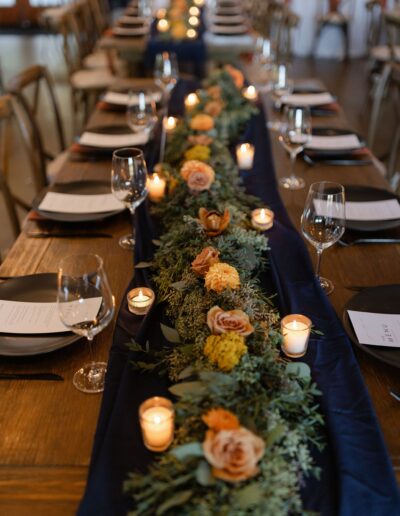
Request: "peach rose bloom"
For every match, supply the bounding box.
[205,263,240,293]
[187,134,213,146]
[205,100,224,117]
[207,85,222,100]
[202,408,240,431]
[190,114,214,132]
[198,207,230,237]
[180,160,214,181]
[207,306,254,336]
[203,427,265,483]
[191,247,220,276]
[224,64,244,89]
[187,169,214,192]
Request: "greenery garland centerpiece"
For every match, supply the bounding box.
[156,0,202,41]
[124,65,324,515]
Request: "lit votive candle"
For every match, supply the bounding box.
[243,85,258,101]
[189,6,200,15]
[163,116,178,133]
[186,28,197,39]
[127,287,155,315]
[185,92,200,110]
[188,15,199,27]
[236,143,255,170]
[281,314,311,358]
[147,173,166,202]
[139,396,174,452]
[156,8,167,18]
[193,0,204,5]
[251,208,274,231]
[157,18,170,32]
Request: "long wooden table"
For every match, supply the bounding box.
[0,80,399,515]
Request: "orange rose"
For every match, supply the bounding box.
[190,113,214,131]
[224,64,245,89]
[205,263,240,293]
[204,100,224,117]
[191,247,220,276]
[203,427,265,483]
[202,408,240,431]
[180,160,215,192]
[198,207,230,237]
[207,306,254,336]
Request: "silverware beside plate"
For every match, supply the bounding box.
[338,238,400,247]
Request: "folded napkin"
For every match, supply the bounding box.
[306,134,361,151]
[78,131,149,149]
[281,92,335,107]
[204,32,254,46]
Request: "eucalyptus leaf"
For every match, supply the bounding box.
[160,323,181,343]
[199,371,237,387]
[195,460,216,486]
[286,362,311,380]
[170,280,188,290]
[234,483,264,509]
[169,381,206,397]
[178,366,195,380]
[134,261,153,269]
[152,239,161,246]
[265,424,286,447]
[171,442,203,461]
[156,490,193,515]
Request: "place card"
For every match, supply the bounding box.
[0,297,102,334]
[314,199,400,221]
[79,131,149,148]
[347,310,400,347]
[103,91,162,106]
[306,134,361,151]
[281,92,335,107]
[39,192,125,214]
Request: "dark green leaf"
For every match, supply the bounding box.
[171,442,203,461]
[178,366,195,380]
[169,381,206,397]
[160,323,181,343]
[195,460,216,486]
[156,490,193,515]
[265,424,286,447]
[234,483,264,509]
[170,280,188,290]
[286,362,311,379]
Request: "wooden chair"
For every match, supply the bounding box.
[6,65,68,190]
[0,95,21,240]
[387,62,400,187]
[314,0,351,59]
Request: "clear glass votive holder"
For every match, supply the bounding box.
[281,314,312,358]
[127,287,155,315]
[236,143,255,170]
[139,396,175,452]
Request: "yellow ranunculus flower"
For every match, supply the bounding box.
[204,332,247,371]
[184,145,211,162]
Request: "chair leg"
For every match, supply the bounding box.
[368,63,392,149]
[387,125,400,184]
[342,23,349,60]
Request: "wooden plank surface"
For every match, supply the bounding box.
[0,77,399,515]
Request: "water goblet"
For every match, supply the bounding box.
[126,90,158,136]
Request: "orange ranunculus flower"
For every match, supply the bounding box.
[202,408,240,431]
[205,263,240,293]
[224,64,245,90]
[207,306,254,336]
[191,247,220,276]
[190,113,214,131]
[198,207,230,237]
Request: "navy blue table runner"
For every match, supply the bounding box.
[79,98,400,515]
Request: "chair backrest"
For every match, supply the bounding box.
[0,95,21,239]
[6,65,66,191]
[384,10,400,59]
[387,62,400,183]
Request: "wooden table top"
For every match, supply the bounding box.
[0,81,399,514]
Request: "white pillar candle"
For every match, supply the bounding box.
[147,173,166,202]
[127,287,155,315]
[251,208,274,231]
[163,116,178,133]
[185,92,200,110]
[243,85,258,101]
[139,397,174,452]
[281,314,311,358]
[236,143,255,170]
[157,18,170,32]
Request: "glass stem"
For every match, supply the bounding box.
[129,206,136,234]
[87,336,95,364]
[290,152,297,179]
[315,248,323,280]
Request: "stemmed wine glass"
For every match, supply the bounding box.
[278,105,311,190]
[301,181,346,295]
[111,147,148,251]
[57,254,115,393]
[271,62,293,107]
[153,52,179,109]
[126,90,158,136]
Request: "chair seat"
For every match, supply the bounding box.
[83,51,111,69]
[370,45,400,62]
[318,12,349,25]
[47,150,69,183]
[70,68,116,90]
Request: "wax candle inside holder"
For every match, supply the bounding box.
[139,396,175,452]
[251,208,274,231]
[127,287,155,315]
[164,116,178,133]
[157,18,170,32]
[236,143,255,170]
[243,85,258,101]
[147,173,166,202]
[185,93,200,110]
[187,28,197,39]
[281,314,311,358]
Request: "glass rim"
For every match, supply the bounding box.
[308,181,344,194]
[59,253,103,270]
[139,396,174,420]
[112,147,144,160]
[281,314,312,330]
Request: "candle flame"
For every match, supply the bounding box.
[240,143,248,152]
[187,28,197,38]
[154,415,161,424]
[152,173,160,184]
[247,86,256,95]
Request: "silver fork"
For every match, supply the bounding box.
[338,238,400,247]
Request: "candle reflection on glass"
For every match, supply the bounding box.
[139,397,175,452]
[185,92,200,110]
[236,143,255,170]
[127,287,155,315]
[251,208,274,231]
[157,18,170,32]
[281,314,311,358]
[243,85,258,101]
[147,173,166,202]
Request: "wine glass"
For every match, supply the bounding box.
[57,254,115,393]
[271,62,293,107]
[126,90,157,136]
[153,52,179,107]
[111,147,148,250]
[301,181,346,295]
[278,105,311,190]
